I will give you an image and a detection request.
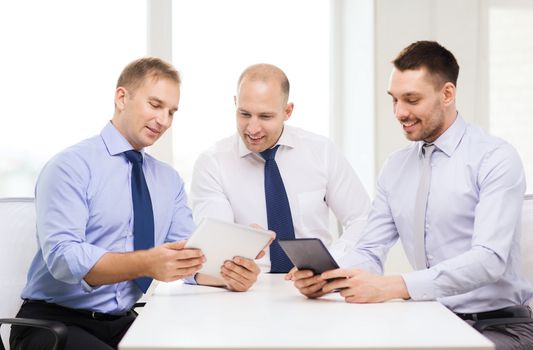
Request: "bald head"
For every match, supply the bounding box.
[237,64,290,103]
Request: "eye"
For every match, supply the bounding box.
[407,99,419,105]
[240,112,251,118]
[149,102,160,109]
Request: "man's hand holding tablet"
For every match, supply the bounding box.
[281,238,409,302]
[185,218,274,292]
[279,238,344,298]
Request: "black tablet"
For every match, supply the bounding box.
[279,238,339,275]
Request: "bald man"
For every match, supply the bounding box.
[190,64,370,285]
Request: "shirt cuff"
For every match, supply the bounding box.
[47,242,108,284]
[183,273,198,285]
[401,268,438,301]
[80,278,99,293]
[336,252,382,275]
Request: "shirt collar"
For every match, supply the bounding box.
[100,121,145,157]
[237,125,297,158]
[417,112,467,158]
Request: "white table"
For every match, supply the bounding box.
[119,274,494,350]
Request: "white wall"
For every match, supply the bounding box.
[330,0,375,195]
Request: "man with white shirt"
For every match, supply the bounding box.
[291,41,533,349]
[190,63,370,276]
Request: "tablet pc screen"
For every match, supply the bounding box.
[185,218,272,277]
[278,238,339,275]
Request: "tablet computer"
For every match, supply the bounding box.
[278,238,339,275]
[185,218,272,277]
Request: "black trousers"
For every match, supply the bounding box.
[9,301,136,350]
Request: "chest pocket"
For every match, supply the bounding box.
[297,189,328,234]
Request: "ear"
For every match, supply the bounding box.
[284,102,294,121]
[441,82,455,107]
[115,87,128,112]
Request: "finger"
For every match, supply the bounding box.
[307,289,328,299]
[166,240,187,250]
[233,257,259,273]
[221,270,248,291]
[175,264,204,277]
[322,277,351,293]
[285,267,298,280]
[345,295,366,304]
[174,248,205,260]
[175,256,205,269]
[294,274,323,290]
[222,261,255,281]
[321,268,357,280]
[221,267,249,286]
[339,287,358,299]
[255,250,266,259]
[298,280,327,297]
[249,223,265,230]
[293,269,315,281]
[256,232,276,259]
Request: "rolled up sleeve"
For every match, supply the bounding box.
[36,152,109,285]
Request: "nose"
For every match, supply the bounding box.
[247,116,261,134]
[394,101,410,120]
[156,110,172,129]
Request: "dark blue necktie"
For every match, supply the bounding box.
[260,145,295,273]
[124,150,154,293]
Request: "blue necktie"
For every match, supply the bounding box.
[124,150,154,293]
[260,145,295,273]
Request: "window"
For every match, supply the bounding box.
[0,0,146,197]
[171,0,331,186]
[489,0,533,193]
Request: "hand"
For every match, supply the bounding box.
[321,268,410,303]
[292,269,328,299]
[249,224,276,260]
[143,240,205,282]
[220,256,260,292]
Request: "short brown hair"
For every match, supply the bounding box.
[393,41,459,88]
[116,57,181,94]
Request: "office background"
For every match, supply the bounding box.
[0,0,531,273]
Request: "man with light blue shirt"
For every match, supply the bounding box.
[10,57,265,350]
[291,41,533,348]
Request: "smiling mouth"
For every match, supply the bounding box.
[400,119,421,132]
[247,134,264,142]
[146,126,161,135]
[401,120,418,127]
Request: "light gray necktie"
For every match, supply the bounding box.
[413,144,435,270]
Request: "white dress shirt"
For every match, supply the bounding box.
[190,125,371,270]
[339,114,532,313]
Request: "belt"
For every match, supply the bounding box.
[455,305,532,321]
[23,299,133,321]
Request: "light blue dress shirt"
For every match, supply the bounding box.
[21,122,195,314]
[339,114,532,313]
